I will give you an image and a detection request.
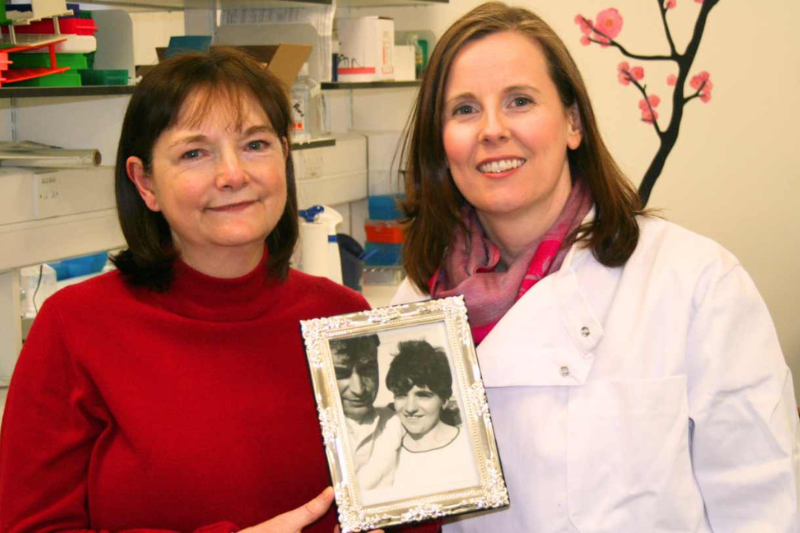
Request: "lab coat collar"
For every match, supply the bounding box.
[476,207,603,387]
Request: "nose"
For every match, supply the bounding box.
[215,147,248,190]
[404,394,418,413]
[348,370,364,395]
[479,107,509,144]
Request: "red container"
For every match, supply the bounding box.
[5,18,97,36]
[365,219,405,244]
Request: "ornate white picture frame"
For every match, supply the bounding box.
[301,296,509,532]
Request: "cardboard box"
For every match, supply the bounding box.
[337,16,395,82]
[147,43,312,92]
[393,45,415,81]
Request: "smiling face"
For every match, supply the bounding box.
[127,89,288,273]
[394,385,445,438]
[442,31,581,231]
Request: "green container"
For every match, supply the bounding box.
[79,69,129,86]
[14,71,82,87]
[10,53,88,70]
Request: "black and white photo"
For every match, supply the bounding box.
[301,296,508,532]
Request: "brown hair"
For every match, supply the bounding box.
[400,2,642,293]
[111,47,298,291]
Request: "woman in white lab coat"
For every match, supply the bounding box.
[392,3,800,531]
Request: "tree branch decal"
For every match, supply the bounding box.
[576,0,720,206]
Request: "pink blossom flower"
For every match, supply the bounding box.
[617,62,644,85]
[690,71,710,89]
[699,80,713,102]
[641,108,659,124]
[695,0,704,3]
[638,95,661,110]
[575,15,593,36]
[594,8,623,44]
[667,74,677,86]
[690,71,713,102]
[617,61,631,85]
[639,95,661,123]
[665,0,677,8]
[581,35,591,46]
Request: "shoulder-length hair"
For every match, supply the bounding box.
[399,1,642,293]
[110,47,298,291]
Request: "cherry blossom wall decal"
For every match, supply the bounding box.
[576,0,720,205]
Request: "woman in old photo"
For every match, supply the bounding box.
[385,340,478,499]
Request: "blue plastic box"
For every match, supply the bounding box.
[48,252,108,281]
[363,242,402,266]
[368,194,405,221]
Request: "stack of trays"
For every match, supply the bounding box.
[363,194,405,266]
[1,1,128,88]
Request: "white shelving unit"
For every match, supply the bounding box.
[0,0,441,381]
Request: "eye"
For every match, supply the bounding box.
[416,391,435,399]
[510,96,533,108]
[358,362,378,374]
[452,104,476,116]
[181,149,203,160]
[334,366,351,380]
[246,139,270,151]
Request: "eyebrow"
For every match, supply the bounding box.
[168,124,276,149]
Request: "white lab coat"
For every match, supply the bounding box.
[391,215,800,532]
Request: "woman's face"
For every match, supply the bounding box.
[394,385,445,438]
[128,90,288,268]
[442,31,581,228]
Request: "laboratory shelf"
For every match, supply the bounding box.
[321,80,421,90]
[292,137,335,150]
[0,84,136,98]
[82,0,445,9]
[0,80,422,98]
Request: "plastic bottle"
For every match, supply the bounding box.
[291,63,312,143]
[408,33,424,79]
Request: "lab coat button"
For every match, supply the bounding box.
[580,326,590,337]
[560,365,570,377]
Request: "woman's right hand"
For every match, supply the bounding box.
[239,487,336,533]
[239,487,385,533]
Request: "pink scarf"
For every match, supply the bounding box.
[429,179,593,345]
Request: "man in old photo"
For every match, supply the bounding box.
[330,335,402,489]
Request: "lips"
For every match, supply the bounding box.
[207,200,256,212]
[476,157,526,177]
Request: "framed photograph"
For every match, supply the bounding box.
[301,296,509,532]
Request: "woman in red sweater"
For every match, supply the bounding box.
[0,48,437,533]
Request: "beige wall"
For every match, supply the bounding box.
[347,0,800,400]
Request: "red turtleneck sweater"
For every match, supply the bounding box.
[0,259,438,533]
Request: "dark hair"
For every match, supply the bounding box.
[329,334,381,365]
[399,1,643,293]
[385,340,453,401]
[110,47,298,291]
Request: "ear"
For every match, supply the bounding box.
[126,156,161,212]
[566,103,583,151]
[281,137,290,162]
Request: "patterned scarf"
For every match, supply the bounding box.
[429,179,593,345]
